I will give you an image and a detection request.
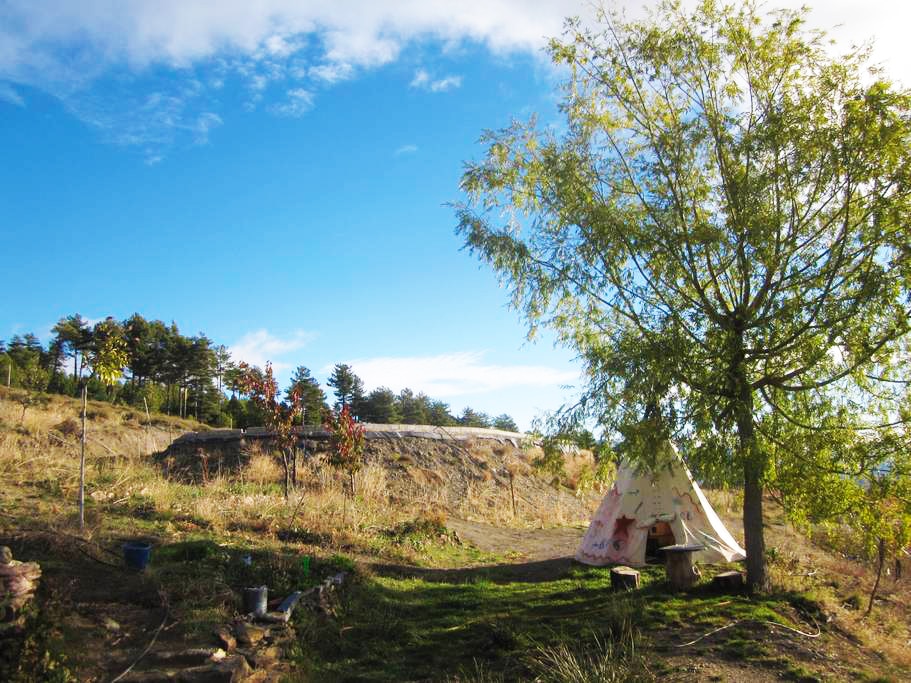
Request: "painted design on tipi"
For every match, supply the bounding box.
[576,448,746,567]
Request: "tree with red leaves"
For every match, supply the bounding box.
[324,404,366,499]
[238,361,303,499]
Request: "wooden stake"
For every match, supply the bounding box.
[79,383,87,530]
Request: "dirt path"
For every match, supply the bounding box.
[447,519,585,561]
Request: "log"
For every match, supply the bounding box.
[711,570,745,591]
[610,566,640,590]
[661,544,704,590]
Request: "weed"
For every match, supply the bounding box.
[0,601,76,683]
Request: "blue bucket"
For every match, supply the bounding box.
[123,541,152,570]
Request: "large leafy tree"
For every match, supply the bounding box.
[456,1,911,589]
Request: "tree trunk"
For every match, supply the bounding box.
[79,384,87,530]
[866,537,886,617]
[736,371,768,592]
[281,449,292,500]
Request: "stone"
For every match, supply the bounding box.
[248,645,281,669]
[610,566,641,590]
[215,627,237,651]
[175,654,252,682]
[235,623,266,646]
[0,546,12,564]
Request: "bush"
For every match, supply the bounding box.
[54,418,80,438]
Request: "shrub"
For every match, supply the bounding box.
[54,418,80,438]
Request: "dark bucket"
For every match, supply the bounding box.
[244,586,268,616]
[123,541,152,570]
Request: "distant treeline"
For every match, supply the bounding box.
[0,313,519,431]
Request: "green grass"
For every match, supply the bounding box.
[286,561,800,681]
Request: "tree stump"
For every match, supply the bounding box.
[711,570,745,591]
[610,566,640,590]
[0,546,41,621]
[661,544,704,590]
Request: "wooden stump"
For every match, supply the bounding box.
[711,570,745,591]
[661,544,704,590]
[610,566,640,590]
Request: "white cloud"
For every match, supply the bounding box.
[0,82,24,106]
[229,329,315,373]
[192,112,222,144]
[1,1,908,158]
[271,87,314,117]
[410,68,462,92]
[394,143,418,156]
[336,351,577,397]
[410,68,430,89]
[308,62,355,84]
[429,75,461,92]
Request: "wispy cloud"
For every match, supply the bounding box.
[229,329,316,373]
[192,112,223,144]
[410,68,462,92]
[394,143,418,156]
[0,1,582,158]
[308,62,355,84]
[2,1,905,161]
[271,87,314,117]
[0,82,24,106]
[335,351,577,397]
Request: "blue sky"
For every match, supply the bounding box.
[1,1,907,430]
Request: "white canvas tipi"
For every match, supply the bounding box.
[576,447,746,567]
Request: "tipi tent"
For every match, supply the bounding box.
[576,448,746,567]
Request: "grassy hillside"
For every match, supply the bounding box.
[0,389,909,682]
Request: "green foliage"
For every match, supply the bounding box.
[492,414,519,432]
[575,456,616,497]
[455,0,911,589]
[89,318,128,387]
[327,363,365,412]
[532,436,570,485]
[360,386,403,423]
[287,366,328,426]
[459,406,492,428]
[0,601,76,683]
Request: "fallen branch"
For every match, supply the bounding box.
[675,618,821,648]
[110,590,169,683]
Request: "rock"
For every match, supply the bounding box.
[104,617,121,632]
[248,645,281,669]
[0,556,41,610]
[215,627,237,651]
[235,623,266,646]
[610,566,640,590]
[175,654,252,682]
[0,546,12,564]
[147,648,223,668]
